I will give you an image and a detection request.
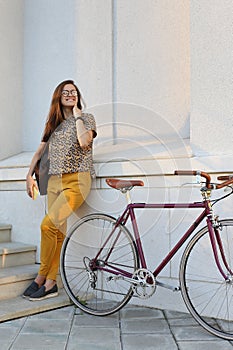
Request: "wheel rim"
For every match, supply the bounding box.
[180,219,233,340]
[60,214,138,316]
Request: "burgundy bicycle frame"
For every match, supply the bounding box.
[115,200,230,280]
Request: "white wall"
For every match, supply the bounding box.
[1,0,233,314]
[74,0,113,110]
[74,0,191,152]
[190,0,233,156]
[116,0,190,139]
[22,0,190,153]
[2,0,233,158]
[0,0,24,160]
[23,0,77,150]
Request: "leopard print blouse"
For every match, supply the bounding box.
[48,113,97,177]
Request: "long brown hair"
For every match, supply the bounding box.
[42,80,84,142]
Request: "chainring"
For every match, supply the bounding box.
[132,268,156,299]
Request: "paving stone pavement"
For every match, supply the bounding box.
[0,304,233,350]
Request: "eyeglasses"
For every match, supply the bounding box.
[61,90,78,97]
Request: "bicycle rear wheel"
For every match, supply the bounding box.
[60,213,139,316]
[179,219,233,340]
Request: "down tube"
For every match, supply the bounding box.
[153,209,207,276]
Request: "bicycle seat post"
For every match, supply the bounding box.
[124,190,132,204]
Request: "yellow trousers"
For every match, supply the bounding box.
[38,172,91,281]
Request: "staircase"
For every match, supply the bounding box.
[0,224,71,322]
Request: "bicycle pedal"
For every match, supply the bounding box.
[156,281,180,292]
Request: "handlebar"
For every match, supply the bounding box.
[174,170,233,190]
[217,175,233,181]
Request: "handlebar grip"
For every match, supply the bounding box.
[217,175,233,181]
[174,170,197,176]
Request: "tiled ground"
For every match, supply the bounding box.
[0,305,232,350]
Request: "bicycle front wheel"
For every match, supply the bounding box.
[60,213,139,316]
[179,219,233,340]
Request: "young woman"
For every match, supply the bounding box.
[23,79,97,301]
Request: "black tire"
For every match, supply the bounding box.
[179,219,233,340]
[60,213,139,316]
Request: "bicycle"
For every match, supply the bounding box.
[60,170,233,340]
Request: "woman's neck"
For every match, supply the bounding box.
[63,107,73,119]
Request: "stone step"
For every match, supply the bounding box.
[0,264,38,300]
[0,242,36,268]
[0,225,12,243]
[0,288,71,322]
[0,265,64,300]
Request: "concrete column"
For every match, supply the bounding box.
[23,0,113,151]
[23,0,77,150]
[91,0,191,164]
[73,0,113,147]
[116,0,190,139]
[74,0,113,108]
[0,0,24,159]
[190,0,233,156]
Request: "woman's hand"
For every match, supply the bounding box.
[26,175,38,199]
[73,98,82,117]
[72,97,93,149]
[26,142,46,199]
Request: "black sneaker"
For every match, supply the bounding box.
[29,284,58,301]
[22,281,39,298]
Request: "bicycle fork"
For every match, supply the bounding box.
[205,198,233,282]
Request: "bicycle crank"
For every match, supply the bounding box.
[132,269,156,299]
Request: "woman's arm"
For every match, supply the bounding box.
[26,142,47,198]
[75,118,93,149]
[73,104,93,149]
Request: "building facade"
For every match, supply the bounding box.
[0,0,233,311]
